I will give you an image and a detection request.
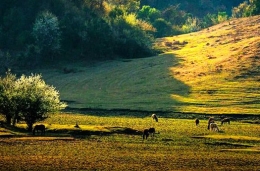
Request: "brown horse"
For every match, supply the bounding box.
[221,118,230,125]
[151,114,158,122]
[195,118,200,126]
[207,117,215,130]
[143,128,155,140]
[33,124,45,135]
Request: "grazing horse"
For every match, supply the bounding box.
[143,128,156,140]
[151,114,158,122]
[209,123,219,132]
[221,118,230,125]
[195,118,200,126]
[207,117,215,130]
[33,124,46,135]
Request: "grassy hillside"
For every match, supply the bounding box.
[156,15,260,115]
[39,15,260,115]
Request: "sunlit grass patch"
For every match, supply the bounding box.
[1,112,260,170]
[161,16,260,115]
[193,134,260,142]
[220,148,260,153]
[0,131,14,137]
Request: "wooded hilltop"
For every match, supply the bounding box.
[0,0,260,72]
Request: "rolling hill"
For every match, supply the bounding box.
[40,15,260,116]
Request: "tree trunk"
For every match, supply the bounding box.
[27,123,33,132]
[6,115,12,126]
[12,118,16,126]
[12,113,17,126]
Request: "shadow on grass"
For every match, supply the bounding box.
[68,127,143,139]
[204,141,254,147]
[63,107,172,118]
[0,125,143,140]
[59,53,192,117]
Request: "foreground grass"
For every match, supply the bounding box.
[0,113,259,170]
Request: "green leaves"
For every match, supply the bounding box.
[32,11,61,60]
[0,72,67,129]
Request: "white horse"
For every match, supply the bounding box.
[207,117,215,130]
[209,123,219,132]
[151,114,158,122]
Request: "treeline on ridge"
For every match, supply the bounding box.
[0,0,259,71]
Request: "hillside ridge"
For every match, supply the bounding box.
[157,15,260,114]
[40,15,260,115]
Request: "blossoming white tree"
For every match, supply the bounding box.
[14,74,67,131]
[0,71,67,131]
[32,11,61,61]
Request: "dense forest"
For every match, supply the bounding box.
[0,0,259,71]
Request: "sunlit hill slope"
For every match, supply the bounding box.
[42,15,260,115]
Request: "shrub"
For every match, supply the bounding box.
[0,72,67,131]
[32,11,61,61]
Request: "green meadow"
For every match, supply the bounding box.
[0,113,260,171]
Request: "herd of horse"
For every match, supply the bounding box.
[205,117,230,132]
[142,114,231,140]
[31,114,230,139]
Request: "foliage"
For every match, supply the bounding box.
[110,13,155,58]
[32,11,61,61]
[232,1,252,18]
[250,0,260,14]
[161,5,188,26]
[152,18,173,37]
[181,17,201,33]
[14,74,67,131]
[0,51,16,73]
[217,12,229,23]
[232,0,260,18]
[0,70,17,125]
[0,72,66,130]
[108,7,125,18]
[0,0,257,66]
[137,5,161,23]
[109,0,140,13]
[201,13,218,28]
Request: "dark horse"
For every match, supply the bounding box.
[195,118,200,126]
[221,118,230,125]
[33,124,45,135]
[143,128,155,140]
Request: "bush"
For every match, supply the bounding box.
[0,72,67,131]
[32,11,61,61]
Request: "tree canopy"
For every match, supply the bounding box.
[0,0,259,70]
[0,71,67,131]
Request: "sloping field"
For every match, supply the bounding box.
[156,15,260,114]
[42,55,187,112]
[40,15,260,115]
